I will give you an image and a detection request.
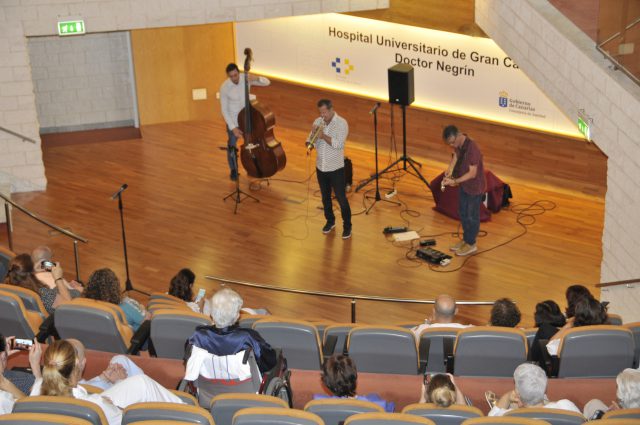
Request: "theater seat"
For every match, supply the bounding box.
[323,323,357,355]
[253,319,323,370]
[0,290,44,339]
[344,412,436,425]
[347,326,420,375]
[623,322,640,368]
[238,314,271,329]
[556,325,634,378]
[505,407,585,425]
[170,390,198,406]
[0,413,93,425]
[150,309,212,359]
[232,407,323,425]
[122,402,213,425]
[453,327,527,377]
[305,398,384,425]
[594,420,640,425]
[462,418,551,425]
[603,408,640,420]
[402,403,483,425]
[54,298,134,354]
[607,314,623,326]
[418,327,460,374]
[12,396,108,425]
[149,292,185,304]
[0,284,48,319]
[210,393,288,425]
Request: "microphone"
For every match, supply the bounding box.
[368,102,381,115]
[110,184,128,200]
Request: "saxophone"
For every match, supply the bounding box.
[306,122,324,154]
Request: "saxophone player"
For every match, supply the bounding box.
[306,99,352,239]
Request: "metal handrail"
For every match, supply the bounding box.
[1,192,87,280]
[596,278,640,288]
[0,126,37,144]
[206,274,495,323]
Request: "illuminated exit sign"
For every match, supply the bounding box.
[58,20,85,36]
[577,116,591,141]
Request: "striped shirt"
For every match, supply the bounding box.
[308,112,349,172]
[220,74,270,130]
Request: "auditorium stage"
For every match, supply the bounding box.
[5,113,606,327]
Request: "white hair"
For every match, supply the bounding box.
[616,368,640,409]
[210,288,243,328]
[514,363,547,406]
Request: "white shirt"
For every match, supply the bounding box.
[488,399,582,416]
[411,321,471,338]
[220,74,270,130]
[0,390,15,415]
[546,338,560,356]
[308,112,349,172]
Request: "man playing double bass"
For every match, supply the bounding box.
[306,99,352,240]
[219,63,270,181]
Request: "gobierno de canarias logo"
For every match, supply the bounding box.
[498,91,509,108]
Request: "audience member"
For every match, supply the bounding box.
[314,354,394,412]
[31,245,83,291]
[564,284,593,319]
[489,363,581,416]
[529,300,566,365]
[412,294,471,337]
[419,373,466,407]
[5,253,80,314]
[546,296,608,355]
[168,268,204,313]
[489,298,521,328]
[0,333,34,395]
[30,340,183,425]
[84,268,149,331]
[583,368,640,419]
[67,339,144,390]
[0,335,28,414]
[184,288,276,405]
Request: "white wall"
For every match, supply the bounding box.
[475,0,640,282]
[0,0,388,194]
[29,31,135,133]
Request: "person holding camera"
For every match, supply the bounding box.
[5,253,81,314]
[0,333,41,414]
[32,245,83,291]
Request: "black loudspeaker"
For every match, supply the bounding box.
[388,63,414,106]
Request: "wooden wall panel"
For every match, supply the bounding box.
[131,23,235,125]
[257,78,608,196]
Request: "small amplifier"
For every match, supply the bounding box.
[419,239,436,247]
[383,226,408,234]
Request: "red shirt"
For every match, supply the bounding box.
[455,136,486,195]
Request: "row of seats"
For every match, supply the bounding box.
[2,285,640,378]
[6,390,640,425]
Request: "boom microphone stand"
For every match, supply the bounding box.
[364,102,400,214]
[223,146,259,214]
[355,104,431,192]
[111,184,149,296]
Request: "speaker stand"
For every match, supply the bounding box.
[356,105,431,192]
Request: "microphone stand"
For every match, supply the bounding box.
[111,185,148,296]
[223,146,259,214]
[365,103,400,214]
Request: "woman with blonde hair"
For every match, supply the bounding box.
[30,340,183,425]
[420,373,467,407]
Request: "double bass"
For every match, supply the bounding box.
[237,48,286,178]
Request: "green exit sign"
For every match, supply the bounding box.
[58,20,85,36]
[577,116,591,141]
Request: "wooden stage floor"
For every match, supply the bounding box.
[5,121,605,327]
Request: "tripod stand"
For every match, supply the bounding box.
[356,104,431,192]
[364,102,400,214]
[223,146,259,214]
[111,184,149,296]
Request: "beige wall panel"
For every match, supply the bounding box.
[131,23,235,125]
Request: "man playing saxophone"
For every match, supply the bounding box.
[306,99,352,239]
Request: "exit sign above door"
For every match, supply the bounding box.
[58,20,85,36]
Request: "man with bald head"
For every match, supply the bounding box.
[31,245,83,292]
[412,294,471,338]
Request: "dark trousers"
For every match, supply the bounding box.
[317,167,351,228]
[226,126,238,173]
[458,187,482,245]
